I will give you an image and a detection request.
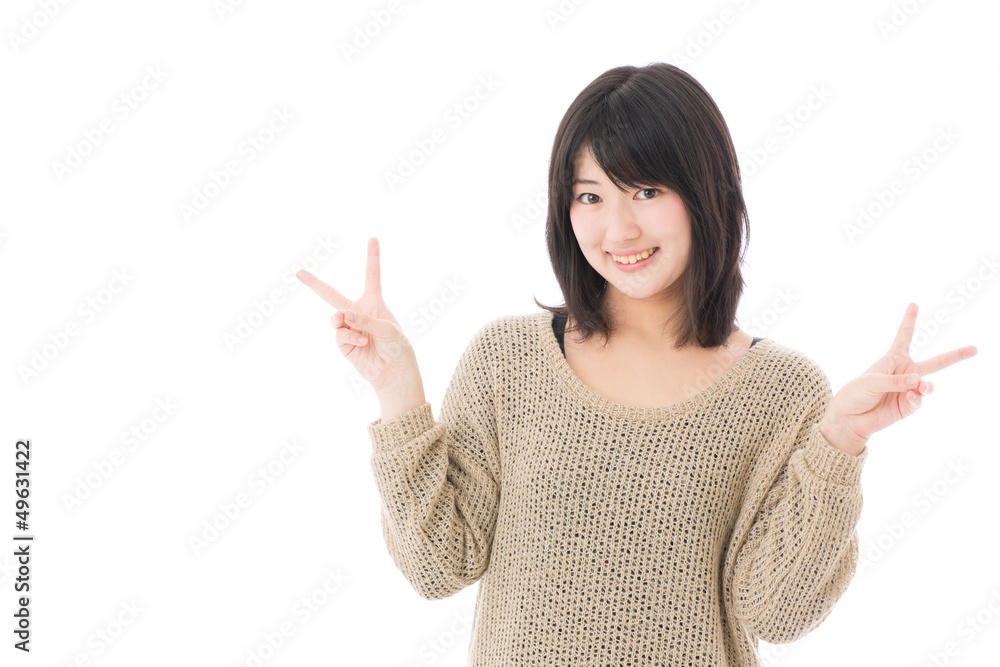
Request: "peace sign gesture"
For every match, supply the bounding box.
[817,302,978,456]
[296,237,424,399]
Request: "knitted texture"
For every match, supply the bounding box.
[368,311,868,666]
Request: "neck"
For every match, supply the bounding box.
[602,287,686,351]
[599,287,744,355]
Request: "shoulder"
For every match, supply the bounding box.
[753,338,833,409]
[447,313,547,397]
[468,311,546,342]
[458,311,547,362]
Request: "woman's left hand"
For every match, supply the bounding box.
[818,302,978,457]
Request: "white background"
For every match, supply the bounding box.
[2,0,998,665]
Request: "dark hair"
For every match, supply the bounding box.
[533,62,749,351]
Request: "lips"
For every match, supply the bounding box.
[609,247,658,264]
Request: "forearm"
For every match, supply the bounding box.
[377,379,427,422]
[366,327,502,600]
[734,424,866,642]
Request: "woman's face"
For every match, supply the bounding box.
[569,145,692,302]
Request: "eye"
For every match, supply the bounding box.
[575,193,601,205]
[635,188,659,200]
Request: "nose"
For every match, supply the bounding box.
[604,193,642,241]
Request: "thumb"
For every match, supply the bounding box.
[862,371,922,396]
[343,309,394,338]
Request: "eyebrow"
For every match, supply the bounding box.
[571,178,601,186]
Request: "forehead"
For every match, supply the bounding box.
[571,146,603,184]
[572,144,596,168]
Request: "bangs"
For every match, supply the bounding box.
[574,88,681,194]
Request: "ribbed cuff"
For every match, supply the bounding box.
[368,401,434,453]
[804,423,867,487]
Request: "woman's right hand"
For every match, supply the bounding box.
[297,237,421,398]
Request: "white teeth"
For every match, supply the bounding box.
[612,248,656,264]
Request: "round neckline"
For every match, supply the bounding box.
[536,310,771,423]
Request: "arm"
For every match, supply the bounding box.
[367,325,502,600]
[732,374,868,643]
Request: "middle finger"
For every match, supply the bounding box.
[915,345,978,377]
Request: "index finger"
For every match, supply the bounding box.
[296,269,347,310]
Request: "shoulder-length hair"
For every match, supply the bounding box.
[533,62,750,352]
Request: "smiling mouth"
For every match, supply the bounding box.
[609,247,658,264]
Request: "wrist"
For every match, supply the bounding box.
[377,382,427,423]
[819,414,867,457]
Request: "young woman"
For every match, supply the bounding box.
[297,63,977,665]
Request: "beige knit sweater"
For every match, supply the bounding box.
[367,311,867,665]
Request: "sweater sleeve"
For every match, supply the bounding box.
[732,371,868,644]
[367,325,502,601]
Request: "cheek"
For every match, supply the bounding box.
[569,210,600,247]
[640,198,687,229]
